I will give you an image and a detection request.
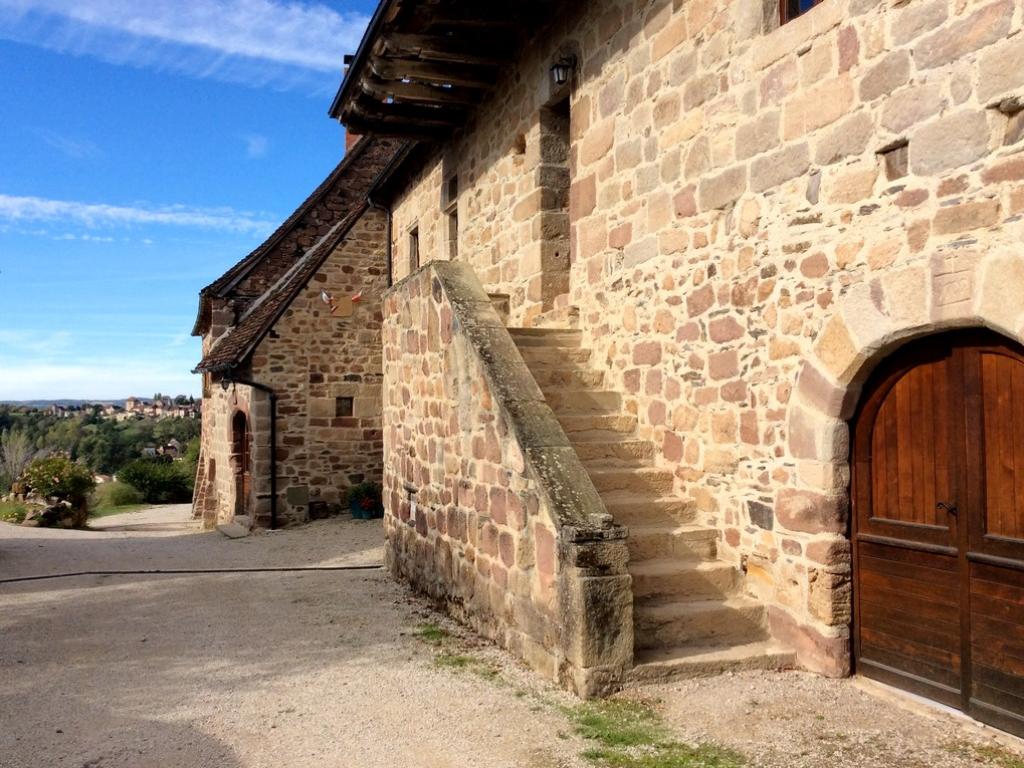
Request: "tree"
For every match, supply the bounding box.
[0,429,34,491]
[118,458,193,503]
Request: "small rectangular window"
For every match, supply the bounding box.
[441,174,458,210]
[442,174,458,260]
[409,226,420,272]
[780,0,824,25]
[335,397,354,418]
[447,210,459,260]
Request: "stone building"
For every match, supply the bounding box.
[329,0,1024,733]
[191,135,401,528]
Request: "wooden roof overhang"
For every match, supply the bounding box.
[329,0,546,139]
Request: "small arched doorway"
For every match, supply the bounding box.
[231,411,251,519]
[852,329,1024,736]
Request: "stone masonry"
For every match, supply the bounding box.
[370,0,1024,681]
[192,138,399,527]
[382,262,633,696]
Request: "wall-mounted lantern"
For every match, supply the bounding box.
[550,56,576,87]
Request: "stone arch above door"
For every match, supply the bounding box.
[788,246,1024,507]
[768,246,1024,677]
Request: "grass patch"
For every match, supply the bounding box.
[571,701,667,748]
[0,500,29,524]
[413,622,449,646]
[90,503,149,518]
[90,481,148,518]
[434,652,475,669]
[566,700,744,768]
[414,622,504,682]
[433,651,502,681]
[948,741,1024,768]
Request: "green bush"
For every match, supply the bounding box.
[117,459,193,504]
[92,481,145,509]
[0,500,29,524]
[21,455,95,509]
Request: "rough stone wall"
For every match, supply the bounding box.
[249,209,387,524]
[382,261,633,696]
[381,0,1024,673]
[230,140,397,307]
[387,17,584,326]
[193,209,387,526]
[391,158,446,282]
[192,382,261,526]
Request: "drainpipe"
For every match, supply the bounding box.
[224,373,279,530]
[367,192,393,287]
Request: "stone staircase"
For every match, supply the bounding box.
[510,327,795,681]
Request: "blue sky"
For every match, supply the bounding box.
[0,0,377,400]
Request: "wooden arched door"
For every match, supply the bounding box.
[231,411,251,518]
[853,329,1024,737]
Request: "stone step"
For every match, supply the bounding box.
[531,367,606,389]
[588,467,675,496]
[633,598,769,650]
[630,641,796,683]
[627,523,718,561]
[574,439,654,465]
[509,328,582,347]
[530,303,580,329]
[518,346,592,365]
[557,413,637,435]
[542,389,622,414]
[629,558,740,601]
[602,496,697,527]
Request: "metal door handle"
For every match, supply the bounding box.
[936,501,958,517]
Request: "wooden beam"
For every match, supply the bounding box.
[370,55,496,89]
[343,114,449,142]
[361,75,480,107]
[411,5,526,29]
[350,97,464,129]
[381,32,511,67]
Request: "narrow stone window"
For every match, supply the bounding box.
[408,225,420,273]
[447,208,459,260]
[780,0,824,25]
[335,396,354,418]
[879,140,909,181]
[442,175,458,260]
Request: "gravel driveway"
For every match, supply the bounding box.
[1,508,1021,768]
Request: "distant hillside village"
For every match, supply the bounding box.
[42,395,201,422]
[0,394,203,508]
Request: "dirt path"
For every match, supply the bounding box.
[0,505,383,580]
[1,509,1021,768]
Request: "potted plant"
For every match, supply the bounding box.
[347,481,383,520]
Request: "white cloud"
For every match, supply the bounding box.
[0,0,370,93]
[53,232,115,242]
[0,329,74,353]
[0,330,202,399]
[0,359,201,399]
[35,128,102,159]
[244,133,269,158]
[0,193,276,233]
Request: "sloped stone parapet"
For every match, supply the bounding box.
[382,261,632,696]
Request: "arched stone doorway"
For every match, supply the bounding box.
[851,329,1024,736]
[231,410,251,519]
